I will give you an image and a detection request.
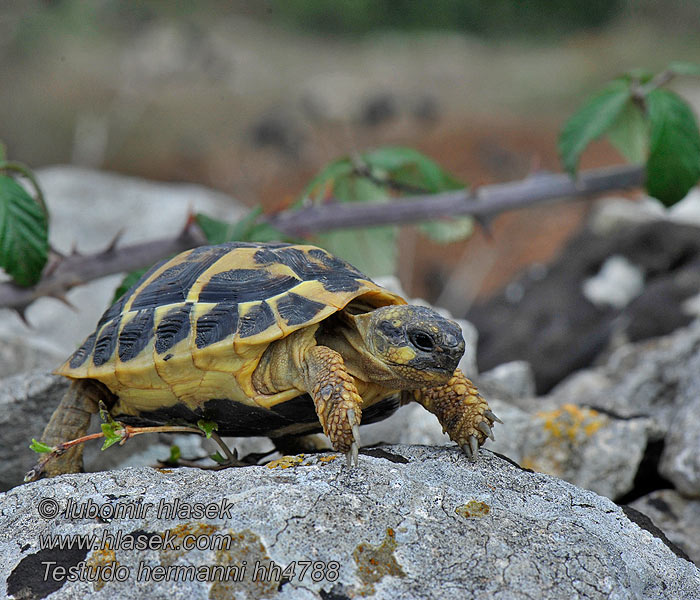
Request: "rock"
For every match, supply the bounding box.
[478,360,536,399]
[0,166,245,374]
[0,331,65,380]
[630,489,700,566]
[582,254,644,310]
[0,372,67,492]
[659,350,700,497]
[2,446,698,599]
[467,220,700,393]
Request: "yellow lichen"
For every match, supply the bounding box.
[537,403,604,442]
[455,500,491,518]
[353,528,405,596]
[318,455,339,463]
[266,455,305,469]
[86,544,117,592]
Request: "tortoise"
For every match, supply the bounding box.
[39,241,500,476]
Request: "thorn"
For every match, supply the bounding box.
[49,245,66,259]
[15,306,31,327]
[102,229,124,254]
[474,214,494,239]
[49,291,77,311]
[70,240,81,256]
[43,256,62,277]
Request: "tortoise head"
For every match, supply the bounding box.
[352,305,465,388]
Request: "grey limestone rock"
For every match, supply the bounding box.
[629,489,700,566]
[1,446,698,600]
[659,350,700,497]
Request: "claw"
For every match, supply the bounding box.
[478,421,495,442]
[346,408,361,468]
[461,443,473,461]
[469,435,479,459]
[484,409,503,424]
[346,441,359,467]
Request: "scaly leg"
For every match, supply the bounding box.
[407,368,501,461]
[39,379,104,477]
[302,345,363,466]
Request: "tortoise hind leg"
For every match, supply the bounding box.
[39,379,106,477]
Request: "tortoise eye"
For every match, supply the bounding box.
[409,330,435,352]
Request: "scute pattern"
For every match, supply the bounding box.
[195,303,239,349]
[276,292,326,326]
[238,301,276,338]
[118,309,155,362]
[93,318,121,367]
[155,303,192,354]
[199,269,298,304]
[68,332,96,369]
[129,244,232,310]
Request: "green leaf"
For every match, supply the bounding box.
[646,88,700,206]
[0,174,49,286]
[668,61,700,77]
[210,451,227,464]
[362,146,464,193]
[30,438,53,454]
[196,208,289,244]
[559,80,632,174]
[167,445,181,464]
[299,157,354,203]
[101,422,122,450]
[197,419,218,439]
[112,266,149,304]
[606,102,649,164]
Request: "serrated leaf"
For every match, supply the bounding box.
[559,80,632,174]
[0,174,49,286]
[101,422,122,450]
[668,61,700,77]
[419,216,474,244]
[30,438,53,454]
[197,419,218,439]
[112,266,149,304]
[646,88,700,206]
[606,103,649,163]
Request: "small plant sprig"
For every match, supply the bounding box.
[25,407,240,481]
[559,61,700,206]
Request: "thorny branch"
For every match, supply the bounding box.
[0,164,645,316]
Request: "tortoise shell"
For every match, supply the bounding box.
[55,242,405,435]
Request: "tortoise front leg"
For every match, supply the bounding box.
[39,379,104,477]
[406,368,501,461]
[302,345,363,466]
